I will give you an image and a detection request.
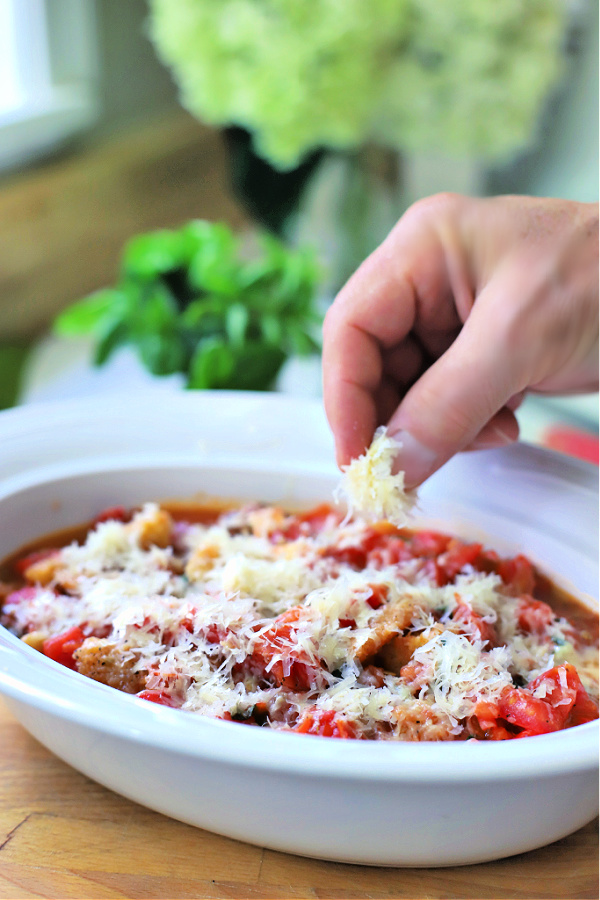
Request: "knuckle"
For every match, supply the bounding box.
[402,192,464,225]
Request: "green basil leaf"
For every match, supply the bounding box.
[260,314,282,345]
[132,284,178,336]
[187,222,239,295]
[0,344,30,409]
[181,295,229,328]
[122,230,190,280]
[54,289,127,337]
[223,341,286,391]
[188,337,236,389]
[137,332,187,376]
[225,303,249,347]
[93,317,130,367]
[287,327,321,357]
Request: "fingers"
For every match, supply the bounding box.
[323,195,463,465]
[464,408,520,451]
[386,270,528,487]
[323,194,599,485]
[322,318,381,467]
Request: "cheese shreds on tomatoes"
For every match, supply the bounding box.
[1,499,598,740]
[335,427,416,526]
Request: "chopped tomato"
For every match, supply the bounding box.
[93,506,129,525]
[469,700,516,741]
[419,558,446,587]
[409,531,450,558]
[496,554,535,596]
[498,664,598,736]
[438,540,483,582]
[201,623,229,644]
[279,504,338,541]
[517,597,556,635]
[43,626,86,670]
[136,689,179,707]
[4,585,42,605]
[452,602,498,647]
[295,707,357,738]
[14,549,58,578]
[567,682,599,727]
[499,687,569,736]
[248,607,321,692]
[532,664,599,729]
[298,504,337,535]
[322,544,368,569]
[365,532,410,568]
[365,584,388,610]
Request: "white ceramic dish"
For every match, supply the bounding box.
[0,391,597,867]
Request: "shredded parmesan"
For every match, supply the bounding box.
[335,427,416,525]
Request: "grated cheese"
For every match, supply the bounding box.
[335,427,416,526]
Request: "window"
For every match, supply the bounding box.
[0,0,99,171]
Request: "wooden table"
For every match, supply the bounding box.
[0,701,597,900]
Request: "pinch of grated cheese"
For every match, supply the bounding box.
[335,427,416,525]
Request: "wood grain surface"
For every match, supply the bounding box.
[0,699,597,900]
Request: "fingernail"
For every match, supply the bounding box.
[388,429,438,488]
[492,425,515,444]
[471,426,515,451]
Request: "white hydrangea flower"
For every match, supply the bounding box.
[148,0,566,170]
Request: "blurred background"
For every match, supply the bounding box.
[0,0,597,461]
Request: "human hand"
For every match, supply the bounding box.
[323,193,599,487]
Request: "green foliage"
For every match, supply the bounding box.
[0,344,30,409]
[54,221,321,391]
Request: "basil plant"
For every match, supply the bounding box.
[54,221,321,391]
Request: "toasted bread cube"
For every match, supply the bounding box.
[74,637,146,693]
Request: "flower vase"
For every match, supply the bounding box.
[289,148,484,302]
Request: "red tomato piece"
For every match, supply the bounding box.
[4,585,42,605]
[498,687,569,735]
[469,700,516,741]
[298,503,337,535]
[202,623,228,644]
[93,506,129,525]
[250,608,320,691]
[438,540,483,581]
[322,544,368,569]
[14,549,58,578]
[365,533,410,568]
[497,664,596,736]
[419,558,446,587]
[365,584,388,610]
[516,598,555,635]
[567,684,599,727]
[409,531,451,558]
[497,554,535,596]
[136,690,179,707]
[295,708,357,738]
[278,504,338,541]
[42,626,86,670]
[531,664,599,728]
[452,602,498,647]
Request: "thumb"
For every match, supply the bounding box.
[386,293,525,487]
